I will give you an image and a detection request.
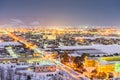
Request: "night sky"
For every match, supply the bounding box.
[0,0,120,27]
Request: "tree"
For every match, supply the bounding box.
[73,56,81,64]
[96,72,107,79]
[114,53,119,56]
[0,67,5,80]
[90,69,98,79]
[27,75,31,80]
[73,56,83,68]
[78,62,84,69]
[6,67,13,80]
[108,72,114,78]
[81,53,90,61]
[62,51,69,63]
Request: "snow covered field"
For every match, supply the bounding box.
[58,44,120,54]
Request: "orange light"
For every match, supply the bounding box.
[79,38,84,42]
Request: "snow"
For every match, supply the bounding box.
[58,44,120,54]
[0,63,76,80]
[0,42,21,47]
[74,36,120,40]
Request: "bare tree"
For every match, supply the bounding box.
[0,67,5,80]
[6,66,15,80]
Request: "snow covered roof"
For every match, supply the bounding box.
[0,42,21,47]
[18,69,59,75]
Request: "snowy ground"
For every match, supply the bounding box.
[57,44,120,54]
[0,63,81,80]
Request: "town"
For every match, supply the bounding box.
[0,27,120,80]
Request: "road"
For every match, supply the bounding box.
[7,32,84,80]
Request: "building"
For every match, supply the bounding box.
[43,35,56,40]
[85,58,99,67]
[34,65,56,72]
[97,64,115,72]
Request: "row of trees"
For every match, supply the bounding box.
[61,52,89,71]
[90,69,113,79]
[62,52,89,62]
[60,51,115,79]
